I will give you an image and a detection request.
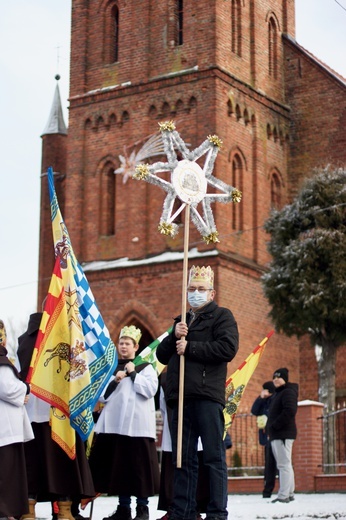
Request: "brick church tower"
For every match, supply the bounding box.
[39,0,346,406]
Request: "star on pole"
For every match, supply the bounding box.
[133,121,242,244]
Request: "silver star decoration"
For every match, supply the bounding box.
[134,121,242,244]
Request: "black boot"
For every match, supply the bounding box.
[134,505,149,520]
[103,506,132,520]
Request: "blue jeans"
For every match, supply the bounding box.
[170,399,228,520]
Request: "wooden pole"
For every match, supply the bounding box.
[177,204,190,468]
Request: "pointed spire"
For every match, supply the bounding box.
[42,75,67,135]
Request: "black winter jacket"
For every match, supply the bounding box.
[251,394,275,446]
[267,382,299,440]
[17,312,43,381]
[156,301,239,407]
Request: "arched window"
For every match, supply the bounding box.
[100,163,116,236]
[111,5,119,62]
[104,3,119,64]
[231,153,244,230]
[231,0,242,56]
[270,171,282,209]
[268,16,278,78]
[175,0,183,46]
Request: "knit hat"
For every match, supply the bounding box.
[273,367,289,383]
[262,381,275,394]
[119,325,142,345]
[0,320,7,347]
[188,265,214,287]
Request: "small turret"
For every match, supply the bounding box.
[42,74,67,135]
[38,76,68,307]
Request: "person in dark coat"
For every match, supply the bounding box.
[267,368,298,504]
[251,381,277,498]
[156,265,239,520]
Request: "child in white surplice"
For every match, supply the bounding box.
[89,325,159,520]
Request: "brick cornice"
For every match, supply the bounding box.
[69,65,291,118]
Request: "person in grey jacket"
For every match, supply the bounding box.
[267,368,298,504]
[156,266,239,520]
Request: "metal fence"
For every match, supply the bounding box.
[229,406,346,476]
[319,405,346,474]
[227,413,265,477]
[155,410,265,475]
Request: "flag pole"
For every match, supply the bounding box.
[177,203,190,468]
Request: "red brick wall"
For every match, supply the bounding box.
[284,36,346,197]
[39,1,346,421]
[293,401,324,491]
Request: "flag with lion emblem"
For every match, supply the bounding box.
[28,167,117,459]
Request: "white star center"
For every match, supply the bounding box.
[172,159,207,204]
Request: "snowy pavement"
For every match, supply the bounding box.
[35,493,346,520]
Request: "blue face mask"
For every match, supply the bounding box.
[187,290,209,309]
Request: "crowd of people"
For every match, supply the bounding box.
[0,265,298,520]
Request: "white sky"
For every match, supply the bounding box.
[1,0,346,344]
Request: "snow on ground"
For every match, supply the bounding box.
[35,493,346,520]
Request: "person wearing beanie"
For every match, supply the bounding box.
[267,368,299,504]
[89,325,160,520]
[251,381,277,498]
[156,266,239,520]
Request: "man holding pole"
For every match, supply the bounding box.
[156,265,239,520]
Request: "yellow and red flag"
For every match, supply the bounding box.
[28,167,117,459]
[223,330,274,431]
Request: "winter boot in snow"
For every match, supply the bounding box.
[133,505,149,520]
[103,506,132,520]
[21,498,37,520]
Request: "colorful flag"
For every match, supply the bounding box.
[223,331,274,431]
[28,167,117,459]
[133,327,172,374]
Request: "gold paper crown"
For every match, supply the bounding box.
[188,266,214,287]
[119,325,142,345]
[0,319,7,347]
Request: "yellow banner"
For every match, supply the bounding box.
[224,331,274,431]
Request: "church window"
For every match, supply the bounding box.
[149,105,157,119]
[231,153,244,230]
[104,3,119,64]
[270,171,282,209]
[268,16,278,79]
[188,96,197,110]
[112,5,120,62]
[175,0,183,46]
[235,104,241,121]
[231,0,242,57]
[100,164,116,236]
[227,99,234,117]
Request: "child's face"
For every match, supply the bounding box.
[117,337,138,359]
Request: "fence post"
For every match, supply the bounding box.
[293,400,324,492]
